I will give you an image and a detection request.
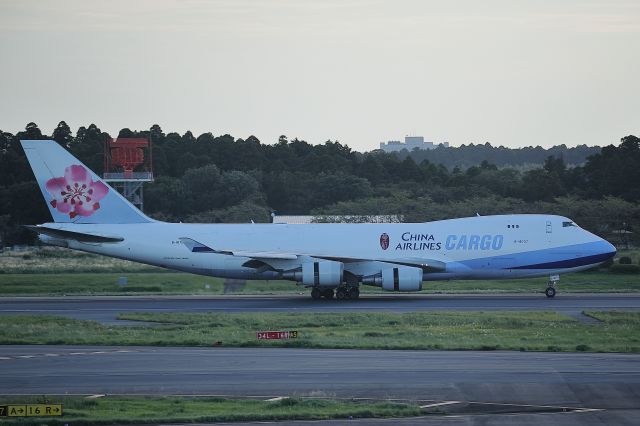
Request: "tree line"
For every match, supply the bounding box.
[0,122,638,246]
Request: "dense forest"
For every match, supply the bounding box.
[0,122,638,246]
[392,143,600,169]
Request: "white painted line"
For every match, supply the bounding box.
[573,408,605,413]
[44,353,59,357]
[69,352,86,355]
[90,351,107,354]
[85,394,106,399]
[0,357,11,360]
[17,355,35,359]
[420,401,461,409]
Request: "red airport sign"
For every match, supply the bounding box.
[256,331,298,340]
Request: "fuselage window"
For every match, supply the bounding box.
[546,221,552,233]
[563,221,576,227]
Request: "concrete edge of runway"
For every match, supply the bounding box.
[2,292,639,301]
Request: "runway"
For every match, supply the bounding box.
[0,293,639,324]
[2,295,639,424]
[0,345,638,424]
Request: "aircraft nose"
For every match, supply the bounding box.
[598,238,616,260]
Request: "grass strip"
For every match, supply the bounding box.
[0,311,639,352]
[1,271,639,296]
[0,395,422,425]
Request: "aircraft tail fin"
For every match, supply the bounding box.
[21,140,152,224]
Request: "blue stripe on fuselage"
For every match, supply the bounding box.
[510,251,615,269]
[458,241,615,270]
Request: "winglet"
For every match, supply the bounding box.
[179,238,220,253]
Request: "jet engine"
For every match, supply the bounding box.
[283,259,344,287]
[362,266,423,291]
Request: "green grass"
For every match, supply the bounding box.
[1,311,639,352]
[0,247,160,274]
[0,395,422,425]
[0,271,638,296]
[0,273,295,296]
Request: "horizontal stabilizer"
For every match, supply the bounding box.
[25,225,124,243]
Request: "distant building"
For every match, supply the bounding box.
[379,136,449,153]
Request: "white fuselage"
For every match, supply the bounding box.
[39,214,616,284]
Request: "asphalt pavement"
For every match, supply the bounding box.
[1,294,639,424]
[1,293,639,324]
[0,346,638,425]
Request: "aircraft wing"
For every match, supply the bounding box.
[179,238,445,272]
[179,238,298,259]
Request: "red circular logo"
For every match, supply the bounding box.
[380,233,390,250]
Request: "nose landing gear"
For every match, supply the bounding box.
[545,275,559,298]
[545,286,556,298]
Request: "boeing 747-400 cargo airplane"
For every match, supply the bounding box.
[21,140,616,299]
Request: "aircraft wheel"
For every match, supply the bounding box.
[545,287,556,298]
[348,287,360,299]
[336,288,347,300]
[322,289,334,300]
[311,287,322,300]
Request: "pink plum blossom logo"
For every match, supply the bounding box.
[45,165,108,219]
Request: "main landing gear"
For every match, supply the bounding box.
[336,286,360,301]
[545,275,559,298]
[310,285,359,300]
[311,287,335,300]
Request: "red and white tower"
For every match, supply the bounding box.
[103,137,154,211]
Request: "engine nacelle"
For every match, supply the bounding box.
[363,266,423,292]
[283,260,344,287]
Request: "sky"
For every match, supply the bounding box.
[0,0,638,151]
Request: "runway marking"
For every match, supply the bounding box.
[0,349,142,361]
[0,391,606,415]
[419,401,461,408]
[265,396,285,402]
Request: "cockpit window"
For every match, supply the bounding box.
[563,221,577,227]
